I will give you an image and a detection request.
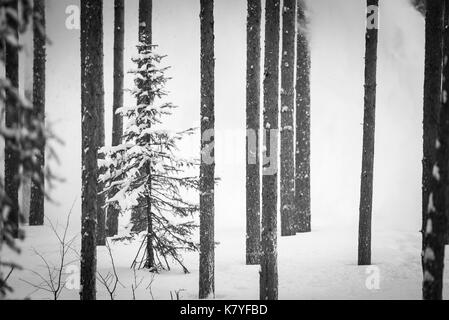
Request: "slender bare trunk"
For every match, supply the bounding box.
[80,0,103,300]
[422,0,445,300]
[107,0,125,237]
[5,0,20,239]
[246,0,262,265]
[422,0,444,271]
[30,0,46,226]
[358,0,379,266]
[199,0,215,300]
[280,0,296,237]
[260,0,280,301]
[95,0,106,246]
[295,0,311,233]
[145,166,154,269]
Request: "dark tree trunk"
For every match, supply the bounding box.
[145,166,154,270]
[29,0,46,226]
[295,0,311,233]
[131,0,152,233]
[445,1,449,247]
[246,0,261,265]
[358,0,379,266]
[135,0,154,269]
[96,2,106,246]
[139,0,152,45]
[280,0,296,237]
[260,0,280,301]
[5,0,20,239]
[422,0,444,271]
[80,0,103,300]
[199,0,215,300]
[422,0,446,300]
[107,0,125,237]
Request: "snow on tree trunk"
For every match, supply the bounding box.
[80,0,103,300]
[5,0,20,239]
[260,0,280,301]
[29,0,46,226]
[358,0,379,266]
[422,0,444,272]
[280,0,296,237]
[295,0,311,233]
[246,0,262,265]
[107,0,125,237]
[199,0,215,300]
[422,0,446,300]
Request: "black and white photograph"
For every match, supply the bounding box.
[0,0,448,305]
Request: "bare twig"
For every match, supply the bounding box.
[131,268,145,300]
[145,272,156,300]
[97,239,125,300]
[170,289,185,300]
[20,200,78,300]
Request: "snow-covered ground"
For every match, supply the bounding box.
[6,221,448,300]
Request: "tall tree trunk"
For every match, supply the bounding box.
[80,0,103,300]
[199,0,215,300]
[5,0,20,239]
[445,1,449,247]
[136,0,154,269]
[96,2,106,246]
[107,0,125,237]
[295,0,311,233]
[358,0,379,266]
[422,0,446,300]
[21,15,33,224]
[280,0,296,237]
[260,0,280,301]
[422,0,444,270]
[246,0,261,265]
[29,0,46,226]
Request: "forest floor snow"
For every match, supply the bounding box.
[6,222,449,300]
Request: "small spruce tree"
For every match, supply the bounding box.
[100,44,199,273]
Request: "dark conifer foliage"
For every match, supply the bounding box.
[0,0,54,298]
